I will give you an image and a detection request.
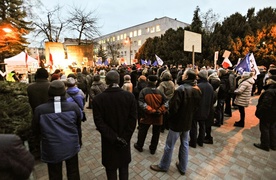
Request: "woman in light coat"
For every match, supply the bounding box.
[233,71,255,127]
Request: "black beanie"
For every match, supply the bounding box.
[35,68,48,79]
[48,80,66,96]
[105,70,120,85]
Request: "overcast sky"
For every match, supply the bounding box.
[29,0,275,46]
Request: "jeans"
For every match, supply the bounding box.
[159,129,189,172]
[47,153,80,180]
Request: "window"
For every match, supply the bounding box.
[146,27,150,33]
[156,25,161,32]
[129,32,133,38]
[120,34,123,40]
[138,29,142,36]
[138,40,142,46]
[113,36,115,41]
[150,26,155,33]
[124,33,127,39]
[134,30,137,37]
[117,36,120,40]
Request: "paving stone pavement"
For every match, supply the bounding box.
[32,95,276,180]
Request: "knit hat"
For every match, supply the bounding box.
[66,77,76,86]
[48,80,66,96]
[198,70,208,79]
[35,68,48,79]
[93,74,100,81]
[105,70,120,85]
[148,75,158,82]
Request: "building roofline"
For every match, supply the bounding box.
[96,16,190,38]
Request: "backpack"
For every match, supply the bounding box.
[76,73,87,92]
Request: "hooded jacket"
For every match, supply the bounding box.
[234,77,255,107]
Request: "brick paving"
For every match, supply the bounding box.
[31,95,276,179]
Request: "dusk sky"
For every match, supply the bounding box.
[28,0,275,46]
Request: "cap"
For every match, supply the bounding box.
[66,77,76,86]
[105,70,120,85]
[48,80,66,96]
[198,69,208,79]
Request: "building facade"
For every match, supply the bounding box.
[94,16,189,65]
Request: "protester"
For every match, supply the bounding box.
[157,71,175,132]
[134,75,168,154]
[150,69,201,175]
[233,71,254,127]
[92,70,137,179]
[27,67,50,159]
[189,69,214,148]
[254,75,276,151]
[122,74,133,93]
[224,67,236,117]
[89,74,106,108]
[33,80,82,180]
[0,134,35,180]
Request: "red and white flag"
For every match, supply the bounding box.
[25,50,28,68]
[36,48,40,67]
[222,57,232,68]
[49,48,53,69]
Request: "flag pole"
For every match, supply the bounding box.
[192,45,195,69]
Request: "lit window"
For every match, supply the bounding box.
[146,27,150,33]
[113,36,115,41]
[117,36,120,40]
[150,26,155,33]
[124,33,127,39]
[138,29,142,36]
[130,32,133,38]
[134,30,137,37]
[120,34,123,40]
[138,40,142,46]
[156,25,161,32]
[98,41,101,44]
[103,46,106,50]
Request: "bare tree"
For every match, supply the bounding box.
[67,6,101,45]
[33,5,68,42]
[201,9,220,34]
[106,39,123,62]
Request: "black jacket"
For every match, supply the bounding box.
[168,80,202,132]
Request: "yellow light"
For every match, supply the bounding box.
[3,28,12,33]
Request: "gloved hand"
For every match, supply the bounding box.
[116,137,128,148]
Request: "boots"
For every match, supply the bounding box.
[234,120,244,127]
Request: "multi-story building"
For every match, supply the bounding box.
[94,16,189,65]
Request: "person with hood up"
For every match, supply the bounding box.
[233,71,255,127]
[254,75,276,151]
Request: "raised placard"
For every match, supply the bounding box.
[184,30,202,53]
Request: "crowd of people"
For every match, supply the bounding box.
[1,62,276,179]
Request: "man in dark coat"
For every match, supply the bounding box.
[92,70,137,180]
[189,69,214,148]
[254,75,276,151]
[27,67,50,159]
[0,134,35,180]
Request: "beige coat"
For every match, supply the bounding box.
[234,77,254,107]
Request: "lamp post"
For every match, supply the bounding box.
[125,36,131,65]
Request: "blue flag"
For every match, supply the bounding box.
[104,59,109,66]
[146,60,151,66]
[152,61,158,66]
[234,53,251,74]
[141,59,145,65]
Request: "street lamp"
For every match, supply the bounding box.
[125,36,131,65]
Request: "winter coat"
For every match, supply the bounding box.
[66,86,85,109]
[168,80,202,132]
[33,97,81,163]
[228,71,237,93]
[92,87,137,169]
[122,80,133,93]
[0,134,35,180]
[138,82,168,125]
[27,79,50,113]
[194,78,214,120]
[218,74,230,100]
[234,77,254,107]
[255,83,276,121]
[157,80,175,100]
[89,81,107,100]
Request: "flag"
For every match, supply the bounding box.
[249,53,260,79]
[222,57,232,68]
[152,61,158,66]
[234,53,251,74]
[96,58,102,65]
[49,48,53,69]
[104,59,109,66]
[36,48,41,67]
[141,59,145,65]
[146,60,151,66]
[155,54,163,66]
[25,50,28,68]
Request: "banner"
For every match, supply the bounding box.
[155,54,163,66]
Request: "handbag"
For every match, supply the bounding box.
[68,93,87,122]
